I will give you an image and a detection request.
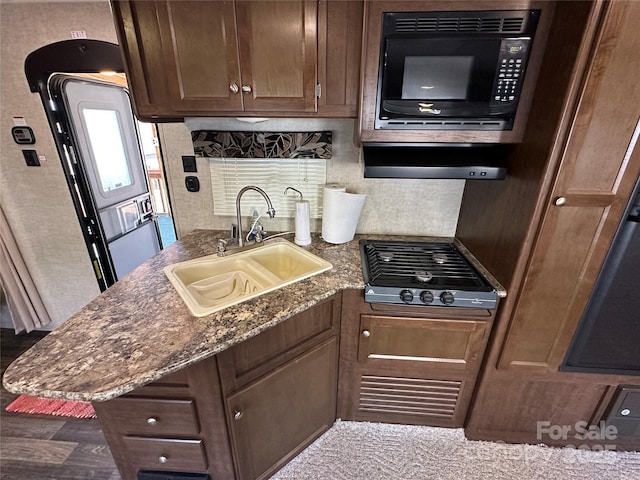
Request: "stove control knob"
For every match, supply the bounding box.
[400,289,414,303]
[440,291,455,305]
[420,291,434,304]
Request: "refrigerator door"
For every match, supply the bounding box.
[563,182,640,375]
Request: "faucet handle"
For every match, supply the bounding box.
[217,239,227,255]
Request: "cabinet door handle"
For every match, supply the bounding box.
[621,408,631,416]
[362,330,371,338]
[146,417,158,425]
[158,455,168,464]
[230,83,239,94]
[241,84,252,94]
[554,197,567,206]
[233,410,243,421]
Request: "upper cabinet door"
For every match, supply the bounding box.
[317,0,363,117]
[111,0,243,119]
[235,0,318,112]
[111,0,175,120]
[158,1,243,113]
[112,1,354,119]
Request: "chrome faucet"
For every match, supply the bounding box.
[235,186,276,247]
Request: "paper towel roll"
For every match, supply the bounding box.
[294,200,311,246]
[322,184,366,244]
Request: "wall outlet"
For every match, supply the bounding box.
[185,176,200,192]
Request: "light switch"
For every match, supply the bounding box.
[182,155,197,173]
[22,149,40,166]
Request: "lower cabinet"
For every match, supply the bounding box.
[224,338,337,480]
[93,363,234,480]
[338,289,495,428]
[217,293,342,480]
[94,293,341,480]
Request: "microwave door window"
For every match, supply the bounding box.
[402,56,473,100]
[382,37,500,103]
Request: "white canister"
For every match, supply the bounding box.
[294,200,312,246]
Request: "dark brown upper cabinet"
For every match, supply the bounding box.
[111,1,362,121]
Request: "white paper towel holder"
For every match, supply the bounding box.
[284,187,311,246]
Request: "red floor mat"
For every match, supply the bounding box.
[6,394,96,418]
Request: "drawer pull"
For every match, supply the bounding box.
[554,197,567,206]
[146,417,158,425]
[158,455,168,464]
[362,330,371,338]
[234,410,243,421]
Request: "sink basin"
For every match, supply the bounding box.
[164,238,333,316]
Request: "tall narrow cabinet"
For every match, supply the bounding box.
[457,0,640,448]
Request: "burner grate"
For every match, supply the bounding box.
[361,240,489,290]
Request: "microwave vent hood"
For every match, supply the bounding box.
[362,144,507,180]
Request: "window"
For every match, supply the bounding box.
[82,108,133,193]
[209,158,326,218]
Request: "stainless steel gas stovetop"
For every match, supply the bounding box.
[360,239,498,309]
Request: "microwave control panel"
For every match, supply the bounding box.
[491,38,531,107]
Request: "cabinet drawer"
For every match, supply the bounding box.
[128,370,191,397]
[358,315,487,370]
[122,437,208,473]
[103,397,200,436]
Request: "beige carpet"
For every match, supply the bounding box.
[272,421,640,480]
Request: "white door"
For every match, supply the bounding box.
[52,75,161,285]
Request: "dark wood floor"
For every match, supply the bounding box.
[1,328,121,480]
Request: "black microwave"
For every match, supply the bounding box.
[376,9,540,131]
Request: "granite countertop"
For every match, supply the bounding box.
[2,230,505,402]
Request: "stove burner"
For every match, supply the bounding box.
[433,253,448,264]
[380,252,393,262]
[415,271,433,283]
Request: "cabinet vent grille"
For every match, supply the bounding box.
[395,16,525,34]
[385,119,505,129]
[359,376,461,418]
